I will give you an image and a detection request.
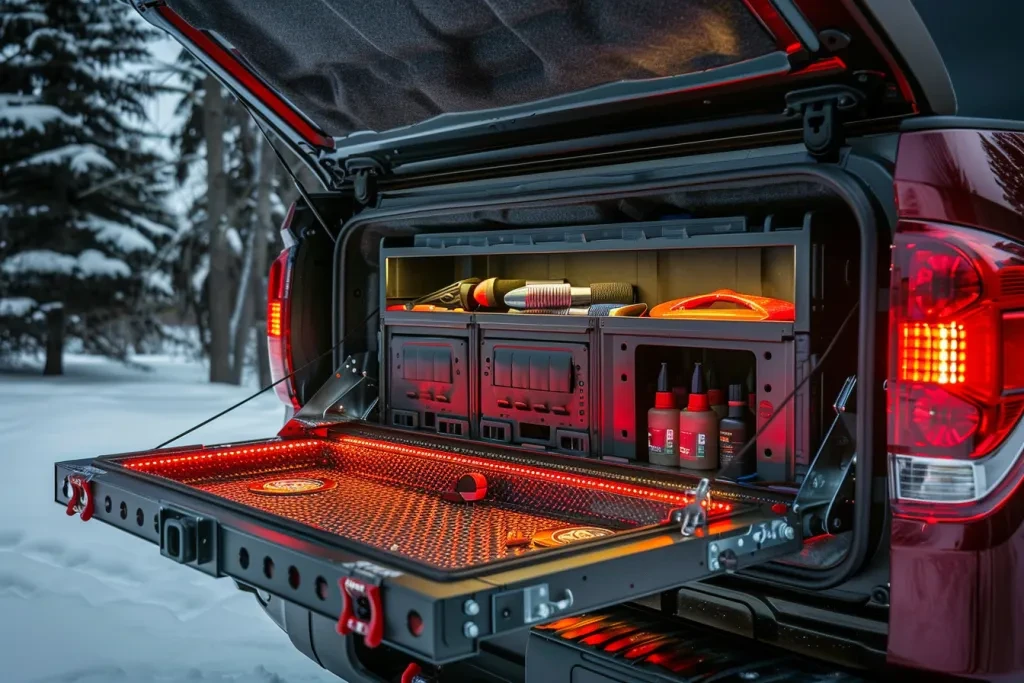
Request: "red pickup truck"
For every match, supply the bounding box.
[57,1,1023,681]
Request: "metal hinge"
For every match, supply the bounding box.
[345,158,386,207]
[784,85,865,162]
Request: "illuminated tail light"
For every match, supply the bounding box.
[888,221,1024,521]
[267,206,300,410]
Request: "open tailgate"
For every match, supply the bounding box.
[55,427,799,665]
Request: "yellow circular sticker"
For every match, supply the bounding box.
[248,477,337,495]
[531,526,614,548]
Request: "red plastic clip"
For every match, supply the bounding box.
[64,474,94,521]
[337,576,384,648]
[400,663,422,683]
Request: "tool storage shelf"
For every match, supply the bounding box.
[379,211,857,482]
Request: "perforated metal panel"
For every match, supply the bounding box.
[114,436,722,571]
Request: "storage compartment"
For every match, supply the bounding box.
[378,212,858,485]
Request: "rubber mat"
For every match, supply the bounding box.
[196,466,588,570]
[114,435,713,572]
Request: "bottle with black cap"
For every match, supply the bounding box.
[719,383,754,476]
[679,363,719,470]
[647,362,681,466]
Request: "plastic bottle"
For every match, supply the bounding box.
[719,384,755,476]
[679,363,719,470]
[647,363,681,466]
[707,365,727,418]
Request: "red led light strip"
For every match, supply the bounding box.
[156,7,333,149]
[123,439,324,470]
[122,435,733,513]
[337,436,733,512]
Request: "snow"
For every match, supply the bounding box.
[2,249,78,276]
[16,143,115,174]
[1,249,133,279]
[0,296,36,317]
[74,249,131,278]
[0,101,80,138]
[144,270,174,296]
[0,355,333,683]
[78,215,157,254]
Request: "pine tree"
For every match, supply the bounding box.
[169,51,300,385]
[0,0,176,373]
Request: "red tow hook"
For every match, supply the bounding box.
[64,474,95,521]
[337,576,384,648]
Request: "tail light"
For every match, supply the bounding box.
[888,221,1024,521]
[267,206,301,410]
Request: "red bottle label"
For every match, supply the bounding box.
[679,430,707,460]
[648,428,675,454]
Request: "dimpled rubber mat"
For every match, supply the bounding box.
[197,466,583,569]
[115,435,704,571]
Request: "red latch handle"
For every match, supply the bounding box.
[337,576,384,648]
[64,475,94,521]
[649,289,795,322]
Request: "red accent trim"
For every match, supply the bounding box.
[337,576,384,648]
[742,0,802,53]
[155,7,332,149]
[400,663,422,683]
[64,475,94,521]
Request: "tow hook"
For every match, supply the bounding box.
[64,475,94,521]
[337,575,384,648]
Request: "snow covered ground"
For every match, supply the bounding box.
[0,355,335,683]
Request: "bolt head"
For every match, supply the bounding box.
[463,599,480,616]
[463,621,480,639]
[536,603,551,619]
[782,525,795,540]
[709,544,719,554]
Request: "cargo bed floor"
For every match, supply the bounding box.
[110,434,715,573]
[197,466,587,570]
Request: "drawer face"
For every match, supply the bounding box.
[388,335,470,436]
[481,339,590,451]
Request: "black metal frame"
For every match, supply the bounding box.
[55,450,800,665]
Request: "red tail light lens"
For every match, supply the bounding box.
[889,221,1024,521]
[267,205,301,410]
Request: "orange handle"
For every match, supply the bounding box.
[649,289,795,322]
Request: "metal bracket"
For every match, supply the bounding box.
[708,519,797,573]
[673,478,712,537]
[523,584,574,624]
[292,352,379,425]
[793,376,857,535]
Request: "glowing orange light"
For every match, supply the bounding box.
[899,321,966,385]
[268,301,283,337]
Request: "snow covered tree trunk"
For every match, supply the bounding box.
[252,134,274,387]
[204,76,233,384]
[44,305,64,376]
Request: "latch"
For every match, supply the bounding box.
[672,478,712,537]
[337,575,384,648]
[345,157,386,207]
[63,474,94,521]
[491,583,574,634]
[783,85,865,161]
[708,518,797,573]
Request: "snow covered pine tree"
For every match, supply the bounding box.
[0,0,175,373]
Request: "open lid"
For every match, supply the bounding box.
[134,0,954,187]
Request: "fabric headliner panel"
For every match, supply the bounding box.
[168,0,775,137]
